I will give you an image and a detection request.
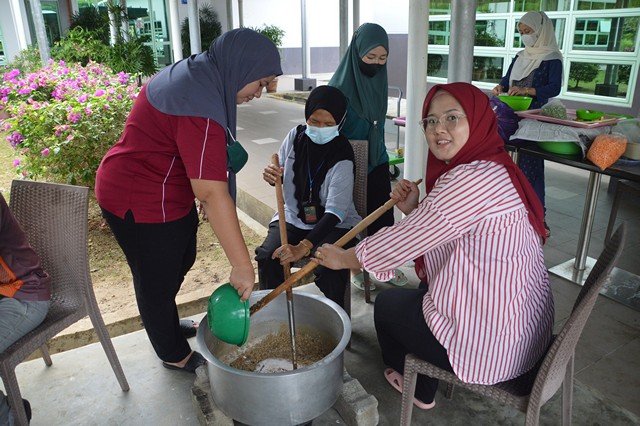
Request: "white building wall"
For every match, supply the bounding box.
[1,0,32,63]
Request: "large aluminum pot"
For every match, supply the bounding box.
[197,290,351,426]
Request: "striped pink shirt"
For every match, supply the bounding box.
[356,160,554,384]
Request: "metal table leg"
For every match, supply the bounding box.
[549,171,601,284]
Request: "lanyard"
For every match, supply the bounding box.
[307,155,325,202]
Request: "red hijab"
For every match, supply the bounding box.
[423,82,546,243]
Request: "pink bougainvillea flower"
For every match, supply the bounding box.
[66,111,81,123]
[93,89,105,97]
[41,148,50,156]
[13,159,20,167]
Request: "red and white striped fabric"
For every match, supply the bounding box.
[355,160,554,384]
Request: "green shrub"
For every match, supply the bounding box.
[0,47,43,76]
[250,24,285,48]
[53,7,158,80]
[1,61,139,187]
[70,7,110,44]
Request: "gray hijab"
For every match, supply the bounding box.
[146,28,282,200]
[146,28,282,140]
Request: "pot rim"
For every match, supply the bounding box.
[197,290,351,377]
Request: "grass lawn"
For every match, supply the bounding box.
[0,132,19,196]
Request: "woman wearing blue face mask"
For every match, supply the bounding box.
[255,86,361,308]
[492,11,563,238]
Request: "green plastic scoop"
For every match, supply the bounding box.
[207,283,250,346]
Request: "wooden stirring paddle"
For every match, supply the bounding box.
[250,178,422,316]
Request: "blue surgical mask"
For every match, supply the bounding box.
[305,125,339,145]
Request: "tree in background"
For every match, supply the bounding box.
[181,5,222,58]
[52,4,157,81]
[569,62,599,89]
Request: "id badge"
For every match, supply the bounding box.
[303,202,318,224]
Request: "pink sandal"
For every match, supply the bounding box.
[384,368,436,410]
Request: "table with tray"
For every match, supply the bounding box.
[505,109,639,292]
[509,138,640,289]
[515,108,622,129]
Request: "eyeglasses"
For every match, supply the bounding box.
[420,114,467,133]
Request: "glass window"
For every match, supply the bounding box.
[429,2,453,16]
[476,20,507,47]
[512,18,566,49]
[77,0,97,7]
[576,0,640,10]
[567,60,632,99]
[0,25,5,65]
[430,0,511,14]
[477,0,511,13]
[573,17,638,53]
[427,54,448,78]
[473,56,506,83]
[41,1,62,46]
[514,0,571,12]
[428,21,451,46]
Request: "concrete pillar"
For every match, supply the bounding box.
[339,0,348,58]
[188,0,202,54]
[8,0,29,51]
[28,0,51,65]
[295,0,316,91]
[353,0,359,29]
[447,0,476,83]
[225,0,234,31]
[168,0,182,62]
[403,0,429,189]
[121,0,129,42]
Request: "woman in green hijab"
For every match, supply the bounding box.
[329,23,408,289]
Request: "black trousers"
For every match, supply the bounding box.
[367,162,394,236]
[255,222,356,308]
[374,287,454,403]
[101,206,198,363]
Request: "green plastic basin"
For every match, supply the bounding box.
[537,141,582,156]
[498,95,533,111]
[575,109,604,121]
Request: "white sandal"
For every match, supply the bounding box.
[387,270,409,287]
[351,272,376,291]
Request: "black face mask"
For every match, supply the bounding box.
[358,59,384,78]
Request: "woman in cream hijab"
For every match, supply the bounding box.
[492,11,563,238]
[492,11,563,109]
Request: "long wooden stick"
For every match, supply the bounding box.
[273,153,298,369]
[250,178,423,316]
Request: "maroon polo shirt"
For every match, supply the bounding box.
[96,85,228,223]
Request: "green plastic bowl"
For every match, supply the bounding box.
[498,95,533,111]
[537,141,582,156]
[576,109,604,121]
[207,283,250,346]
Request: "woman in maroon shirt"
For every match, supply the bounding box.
[96,28,282,372]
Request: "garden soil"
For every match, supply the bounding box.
[86,193,265,326]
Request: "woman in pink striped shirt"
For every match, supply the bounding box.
[314,82,554,409]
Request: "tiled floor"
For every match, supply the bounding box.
[3,75,639,425]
